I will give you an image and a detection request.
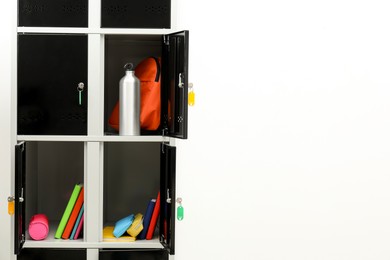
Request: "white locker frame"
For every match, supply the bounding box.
[5,0,181,259]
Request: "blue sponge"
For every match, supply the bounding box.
[113,214,135,238]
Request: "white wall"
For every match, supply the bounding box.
[1,1,390,260]
[175,0,390,259]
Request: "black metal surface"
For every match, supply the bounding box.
[162,31,189,139]
[160,144,176,254]
[100,249,168,260]
[19,0,88,27]
[18,34,88,135]
[17,248,86,260]
[15,143,26,255]
[101,0,170,29]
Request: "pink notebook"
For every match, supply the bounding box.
[74,213,84,239]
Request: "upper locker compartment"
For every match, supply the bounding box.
[104,31,189,139]
[101,0,171,29]
[18,0,88,27]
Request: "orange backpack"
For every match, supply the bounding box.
[109,57,161,131]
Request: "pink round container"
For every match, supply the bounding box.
[28,214,49,240]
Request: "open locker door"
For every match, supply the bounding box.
[160,144,176,254]
[15,142,26,255]
[162,31,189,139]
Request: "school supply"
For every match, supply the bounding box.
[113,214,135,238]
[55,183,83,239]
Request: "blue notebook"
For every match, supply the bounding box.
[70,204,84,240]
[138,199,156,240]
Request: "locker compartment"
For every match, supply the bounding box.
[102,142,175,253]
[17,34,88,135]
[104,35,162,136]
[15,142,85,253]
[18,0,88,27]
[100,249,168,260]
[17,248,86,260]
[101,0,170,29]
[104,32,189,139]
[103,142,161,240]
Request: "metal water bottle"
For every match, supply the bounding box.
[119,63,140,136]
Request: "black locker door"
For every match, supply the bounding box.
[15,142,26,255]
[160,144,176,254]
[18,34,88,135]
[101,0,171,29]
[17,248,86,260]
[18,0,88,27]
[162,31,189,139]
[99,249,168,260]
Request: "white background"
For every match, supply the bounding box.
[174,0,390,259]
[2,0,390,259]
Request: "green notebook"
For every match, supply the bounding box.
[55,183,83,239]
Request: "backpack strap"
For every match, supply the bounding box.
[151,57,160,82]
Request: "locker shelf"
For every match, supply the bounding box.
[17,135,169,143]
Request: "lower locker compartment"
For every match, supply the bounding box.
[99,249,168,260]
[17,248,86,260]
[24,142,85,242]
[103,142,161,242]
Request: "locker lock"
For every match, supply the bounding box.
[7,196,15,215]
[188,83,195,106]
[8,189,25,215]
[176,197,184,221]
[77,82,85,106]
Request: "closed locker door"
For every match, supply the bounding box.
[17,248,86,259]
[99,249,168,260]
[18,0,88,27]
[18,34,88,135]
[101,0,170,29]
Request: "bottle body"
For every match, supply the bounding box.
[119,70,140,136]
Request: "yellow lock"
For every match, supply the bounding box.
[8,196,15,215]
[188,83,195,106]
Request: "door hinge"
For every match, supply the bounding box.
[162,128,169,154]
[163,35,169,46]
[18,142,25,152]
[163,35,170,51]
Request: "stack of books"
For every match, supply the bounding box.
[55,183,84,240]
[140,191,160,240]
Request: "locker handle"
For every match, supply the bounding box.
[178,73,184,88]
[19,188,24,203]
[166,189,171,203]
[77,82,85,105]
